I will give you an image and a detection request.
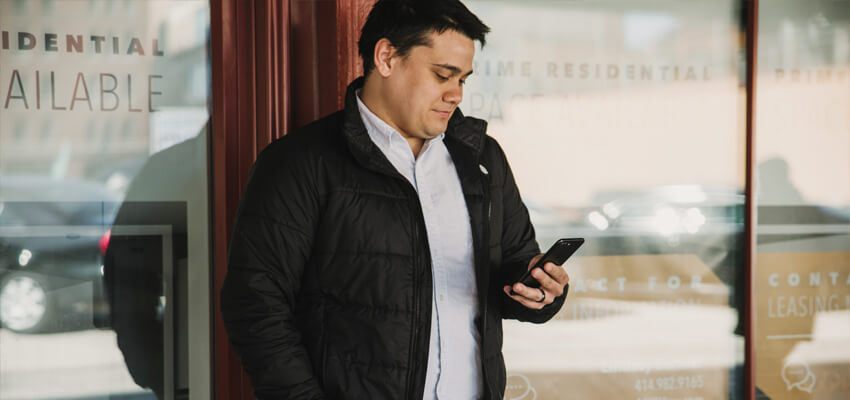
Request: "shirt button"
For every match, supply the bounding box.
[440,295,445,302]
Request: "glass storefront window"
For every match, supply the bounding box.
[4,1,847,399]
[464,1,747,399]
[755,1,850,398]
[0,1,211,398]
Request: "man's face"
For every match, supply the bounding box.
[383,29,475,140]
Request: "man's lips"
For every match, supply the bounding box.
[434,110,452,118]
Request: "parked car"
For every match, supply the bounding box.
[0,176,118,333]
[584,185,745,267]
[524,185,747,282]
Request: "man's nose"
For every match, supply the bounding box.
[444,84,463,105]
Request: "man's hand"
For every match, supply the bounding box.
[503,254,570,310]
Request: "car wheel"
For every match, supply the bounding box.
[0,272,54,333]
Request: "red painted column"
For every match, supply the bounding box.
[209,0,373,398]
[210,0,291,398]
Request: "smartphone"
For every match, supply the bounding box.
[509,238,584,295]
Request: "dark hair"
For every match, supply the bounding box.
[358,0,490,77]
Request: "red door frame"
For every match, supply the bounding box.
[744,0,759,398]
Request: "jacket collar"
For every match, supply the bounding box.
[341,77,487,175]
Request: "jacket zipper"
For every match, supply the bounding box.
[480,170,494,398]
[405,186,430,400]
[406,199,419,400]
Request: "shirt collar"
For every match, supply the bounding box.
[355,89,445,151]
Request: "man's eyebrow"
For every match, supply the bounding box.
[432,63,474,77]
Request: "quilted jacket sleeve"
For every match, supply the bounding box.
[491,139,568,323]
[220,139,326,399]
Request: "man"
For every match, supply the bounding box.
[220,1,570,399]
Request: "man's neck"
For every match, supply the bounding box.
[360,79,425,158]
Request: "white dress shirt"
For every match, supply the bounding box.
[356,92,483,400]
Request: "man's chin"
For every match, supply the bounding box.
[425,125,449,138]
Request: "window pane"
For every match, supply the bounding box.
[464,1,747,399]
[755,1,850,398]
[0,1,211,398]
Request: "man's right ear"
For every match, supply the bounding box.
[373,38,396,78]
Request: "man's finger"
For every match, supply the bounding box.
[531,267,561,296]
[503,286,546,310]
[543,263,570,285]
[510,282,543,300]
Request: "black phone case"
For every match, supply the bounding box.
[510,238,584,294]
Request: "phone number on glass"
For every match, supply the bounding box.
[635,375,705,392]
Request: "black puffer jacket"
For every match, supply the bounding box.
[220,77,566,400]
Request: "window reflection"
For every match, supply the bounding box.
[0,1,210,399]
[755,1,850,398]
[464,1,746,398]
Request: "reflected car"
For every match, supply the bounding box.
[581,185,745,269]
[524,185,746,273]
[0,176,118,333]
[582,184,850,265]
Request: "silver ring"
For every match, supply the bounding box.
[536,288,546,303]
